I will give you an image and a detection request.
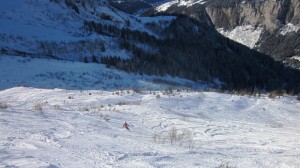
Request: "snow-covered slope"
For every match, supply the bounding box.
[0,44,300,167]
[218,26,264,49]
[0,0,175,61]
[0,55,201,90]
[0,86,299,167]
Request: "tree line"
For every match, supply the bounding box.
[84,15,300,93]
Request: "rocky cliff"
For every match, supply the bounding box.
[207,0,278,30]
[205,0,300,30]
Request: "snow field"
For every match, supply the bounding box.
[0,55,199,90]
[0,86,299,167]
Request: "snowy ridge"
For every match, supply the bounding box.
[218,25,264,48]
[155,0,206,12]
[155,0,178,12]
[291,56,300,61]
[177,0,206,7]
[279,23,300,35]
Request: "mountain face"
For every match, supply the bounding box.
[147,0,300,68]
[0,0,299,92]
[205,0,300,30]
[206,0,300,66]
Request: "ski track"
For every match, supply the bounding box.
[0,87,300,167]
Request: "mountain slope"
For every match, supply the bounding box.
[148,0,300,68]
[0,0,299,92]
[98,15,300,92]
[0,0,165,61]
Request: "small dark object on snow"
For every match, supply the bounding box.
[123,121,130,130]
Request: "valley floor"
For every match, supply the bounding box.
[0,87,299,168]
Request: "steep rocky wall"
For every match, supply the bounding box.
[286,0,300,25]
[205,0,299,30]
[205,0,287,29]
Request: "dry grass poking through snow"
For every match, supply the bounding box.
[0,102,9,109]
[153,127,195,149]
[33,102,48,112]
[218,162,237,168]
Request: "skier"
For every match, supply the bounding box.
[123,121,130,130]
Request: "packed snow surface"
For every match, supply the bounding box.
[0,87,299,168]
[0,57,300,168]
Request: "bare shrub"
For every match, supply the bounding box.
[297,94,300,101]
[178,129,194,148]
[160,127,195,149]
[53,104,62,110]
[156,94,161,99]
[117,102,126,106]
[33,102,47,112]
[168,127,178,144]
[218,162,237,168]
[0,102,9,109]
[78,106,90,112]
[99,113,110,121]
[152,132,160,143]
[152,132,167,144]
[181,117,189,122]
[162,88,174,95]
[133,89,142,94]
[268,90,286,99]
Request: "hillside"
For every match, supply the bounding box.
[0,0,164,61]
